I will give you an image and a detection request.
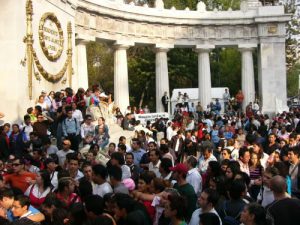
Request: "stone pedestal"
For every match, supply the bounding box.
[76,41,89,89]
[239,44,256,110]
[155,45,172,113]
[195,45,214,110]
[258,42,288,114]
[114,44,130,115]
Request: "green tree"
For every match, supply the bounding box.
[86,42,114,93]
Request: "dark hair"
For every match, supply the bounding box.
[160,158,172,174]
[78,178,93,200]
[15,195,30,209]
[118,144,127,152]
[288,146,300,156]
[111,152,125,165]
[131,138,141,146]
[208,161,221,177]
[203,188,219,207]
[109,142,116,148]
[167,194,187,220]
[125,152,134,159]
[85,195,104,215]
[160,144,169,154]
[0,188,14,200]
[229,179,246,200]
[273,161,289,177]
[57,177,73,193]
[39,170,52,189]
[246,203,266,225]
[187,156,198,168]
[239,147,250,159]
[139,171,156,184]
[92,164,107,179]
[199,213,220,225]
[152,178,170,193]
[24,114,31,121]
[227,161,241,178]
[108,165,122,181]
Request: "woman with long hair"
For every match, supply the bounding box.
[25,170,52,208]
[56,177,81,208]
[164,194,187,225]
[248,152,263,200]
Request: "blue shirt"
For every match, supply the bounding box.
[7,205,40,221]
[62,117,80,136]
[131,148,146,166]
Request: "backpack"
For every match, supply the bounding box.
[222,201,242,225]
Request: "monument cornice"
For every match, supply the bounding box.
[75,0,289,46]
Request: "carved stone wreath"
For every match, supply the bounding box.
[39,12,64,61]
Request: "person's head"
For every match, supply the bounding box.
[108,143,116,155]
[62,139,71,151]
[38,95,45,103]
[57,177,75,194]
[11,195,31,217]
[250,152,261,167]
[138,171,156,193]
[164,194,187,220]
[125,152,134,165]
[84,195,104,219]
[225,161,240,179]
[118,144,127,155]
[199,213,220,225]
[185,156,198,170]
[98,117,105,126]
[78,179,93,202]
[84,115,93,124]
[239,147,250,164]
[36,170,52,189]
[270,175,287,195]
[288,147,299,164]
[111,152,125,166]
[24,115,31,125]
[221,148,231,160]
[147,142,157,151]
[112,193,135,219]
[66,108,73,119]
[229,179,246,200]
[12,124,20,134]
[44,157,57,172]
[268,133,277,144]
[149,150,160,164]
[220,159,230,173]
[159,158,173,176]
[240,203,266,225]
[207,161,221,177]
[263,166,279,187]
[12,157,25,174]
[202,146,213,160]
[92,164,107,185]
[131,138,141,150]
[108,165,122,185]
[82,163,93,181]
[198,188,219,212]
[40,193,64,217]
[150,178,171,194]
[67,153,80,173]
[119,136,126,145]
[169,163,188,181]
[0,188,14,209]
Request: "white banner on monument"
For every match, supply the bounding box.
[135,113,169,125]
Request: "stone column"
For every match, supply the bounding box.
[239,44,256,110]
[114,42,132,115]
[258,42,288,114]
[155,44,173,113]
[76,41,89,89]
[195,45,214,110]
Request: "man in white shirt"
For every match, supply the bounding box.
[72,102,83,123]
[80,114,95,140]
[92,164,113,197]
[56,139,74,167]
[237,147,250,176]
[20,115,33,141]
[186,156,202,195]
[189,188,222,225]
[198,146,217,175]
[149,150,161,178]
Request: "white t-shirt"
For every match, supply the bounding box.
[56,149,74,166]
[93,182,113,197]
[189,208,222,225]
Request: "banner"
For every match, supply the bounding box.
[134,113,169,125]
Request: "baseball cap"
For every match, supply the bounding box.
[169,163,188,175]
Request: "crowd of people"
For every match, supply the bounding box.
[0,85,300,225]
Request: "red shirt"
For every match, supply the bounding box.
[4,171,36,193]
